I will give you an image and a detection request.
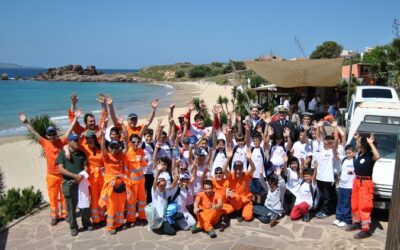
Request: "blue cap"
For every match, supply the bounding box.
[67,134,79,142]
[46,126,57,135]
[128,113,138,119]
[190,135,198,145]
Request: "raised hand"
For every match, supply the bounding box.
[105,95,113,105]
[212,105,218,115]
[256,125,263,134]
[274,166,282,176]
[244,122,251,131]
[169,104,175,110]
[367,133,375,144]
[313,160,318,169]
[176,130,183,139]
[18,112,28,123]
[71,93,79,104]
[331,120,338,127]
[236,113,241,122]
[117,116,124,125]
[267,126,274,137]
[264,116,271,125]
[157,118,163,125]
[96,93,105,104]
[75,109,82,118]
[317,120,324,127]
[216,104,223,114]
[151,99,160,109]
[283,155,289,164]
[156,161,164,172]
[283,127,291,138]
[200,100,206,110]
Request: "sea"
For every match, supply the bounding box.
[0,68,174,137]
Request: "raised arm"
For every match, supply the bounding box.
[244,121,251,148]
[147,98,160,126]
[118,117,129,154]
[18,112,41,141]
[264,126,274,150]
[283,127,293,151]
[153,163,163,191]
[105,95,119,127]
[246,147,256,175]
[223,147,233,176]
[312,161,318,185]
[367,134,381,161]
[100,118,108,155]
[63,110,82,139]
[236,113,243,137]
[70,92,78,113]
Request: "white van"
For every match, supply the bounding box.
[345,86,399,128]
[347,102,400,209]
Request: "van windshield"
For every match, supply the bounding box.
[350,133,397,160]
[362,89,393,98]
[364,115,400,125]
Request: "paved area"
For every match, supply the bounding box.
[0,207,387,250]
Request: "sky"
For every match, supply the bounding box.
[0,0,399,69]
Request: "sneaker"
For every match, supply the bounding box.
[191,225,202,234]
[345,223,361,231]
[109,229,117,235]
[126,222,136,228]
[269,216,279,227]
[222,215,230,226]
[207,229,217,238]
[315,212,328,219]
[333,219,340,226]
[302,213,310,222]
[354,230,371,239]
[237,216,243,222]
[50,219,58,226]
[70,228,78,237]
[337,221,349,227]
[85,225,94,231]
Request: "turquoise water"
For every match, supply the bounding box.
[0,80,173,137]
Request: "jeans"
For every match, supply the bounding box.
[253,205,281,224]
[336,187,352,224]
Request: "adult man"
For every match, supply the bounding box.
[223,147,256,222]
[298,94,306,114]
[68,93,107,137]
[191,179,223,238]
[57,134,93,236]
[308,96,318,113]
[270,106,295,141]
[107,95,160,138]
[283,96,291,110]
[18,111,80,225]
[249,104,266,138]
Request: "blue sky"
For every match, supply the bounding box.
[0,0,399,69]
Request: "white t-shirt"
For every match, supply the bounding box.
[298,99,306,113]
[193,163,206,194]
[210,150,227,177]
[251,147,265,178]
[142,141,154,175]
[158,171,172,186]
[283,99,290,110]
[157,140,172,159]
[170,186,189,213]
[151,188,173,221]
[295,181,317,209]
[285,168,302,196]
[291,140,313,160]
[269,145,286,167]
[308,98,317,111]
[231,145,248,170]
[313,145,335,182]
[339,158,355,189]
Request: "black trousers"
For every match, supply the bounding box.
[283,189,296,215]
[145,174,154,204]
[317,180,337,215]
[62,181,91,229]
[154,221,176,236]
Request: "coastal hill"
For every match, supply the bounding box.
[0,62,43,69]
[30,61,251,84]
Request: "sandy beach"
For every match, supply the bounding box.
[0,81,233,201]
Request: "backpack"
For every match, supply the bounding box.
[145,191,168,231]
[166,187,181,224]
[247,146,267,171]
[213,148,227,163]
[141,141,155,151]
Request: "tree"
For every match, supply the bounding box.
[310,41,343,59]
[249,75,266,88]
[189,65,212,78]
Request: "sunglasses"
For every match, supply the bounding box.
[131,140,141,144]
[303,118,311,120]
[215,171,223,175]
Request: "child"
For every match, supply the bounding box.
[290,165,318,222]
[283,156,303,215]
[265,126,292,176]
[333,145,355,227]
[249,132,267,205]
[142,128,155,204]
[254,167,286,227]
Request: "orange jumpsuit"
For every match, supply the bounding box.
[99,152,134,231]
[80,143,105,223]
[39,137,67,220]
[125,147,147,223]
[211,178,234,215]
[195,191,223,231]
[227,171,253,221]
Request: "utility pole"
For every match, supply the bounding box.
[346,56,353,108]
[295,37,307,58]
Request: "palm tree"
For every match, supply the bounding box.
[217,95,225,112]
[27,114,59,157]
[222,96,229,113]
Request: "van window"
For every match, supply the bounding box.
[364,115,400,125]
[350,133,397,159]
[362,89,393,98]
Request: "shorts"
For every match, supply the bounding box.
[250,178,264,194]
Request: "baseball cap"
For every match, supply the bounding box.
[85,129,95,138]
[183,137,191,143]
[46,126,57,135]
[178,114,185,119]
[128,113,138,119]
[190,135,198,145]
[109,140,122,150]
[195,148,207,156]
[67,134,79,142]
[179,173,191,180]
[214,167,223,174]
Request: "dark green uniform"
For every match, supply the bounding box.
[56,150,92,229]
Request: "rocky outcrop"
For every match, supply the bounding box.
[32,64,152,83]
[0,73,8,80]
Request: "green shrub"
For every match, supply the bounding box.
[211,62,223,67]
[0,186,43,228]
[0,168,4,195]
[175,70,185,78]
[189,66,212,78]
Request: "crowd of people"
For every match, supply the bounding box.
[18,92,380,240]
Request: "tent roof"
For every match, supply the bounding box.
[245,58,343,88]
